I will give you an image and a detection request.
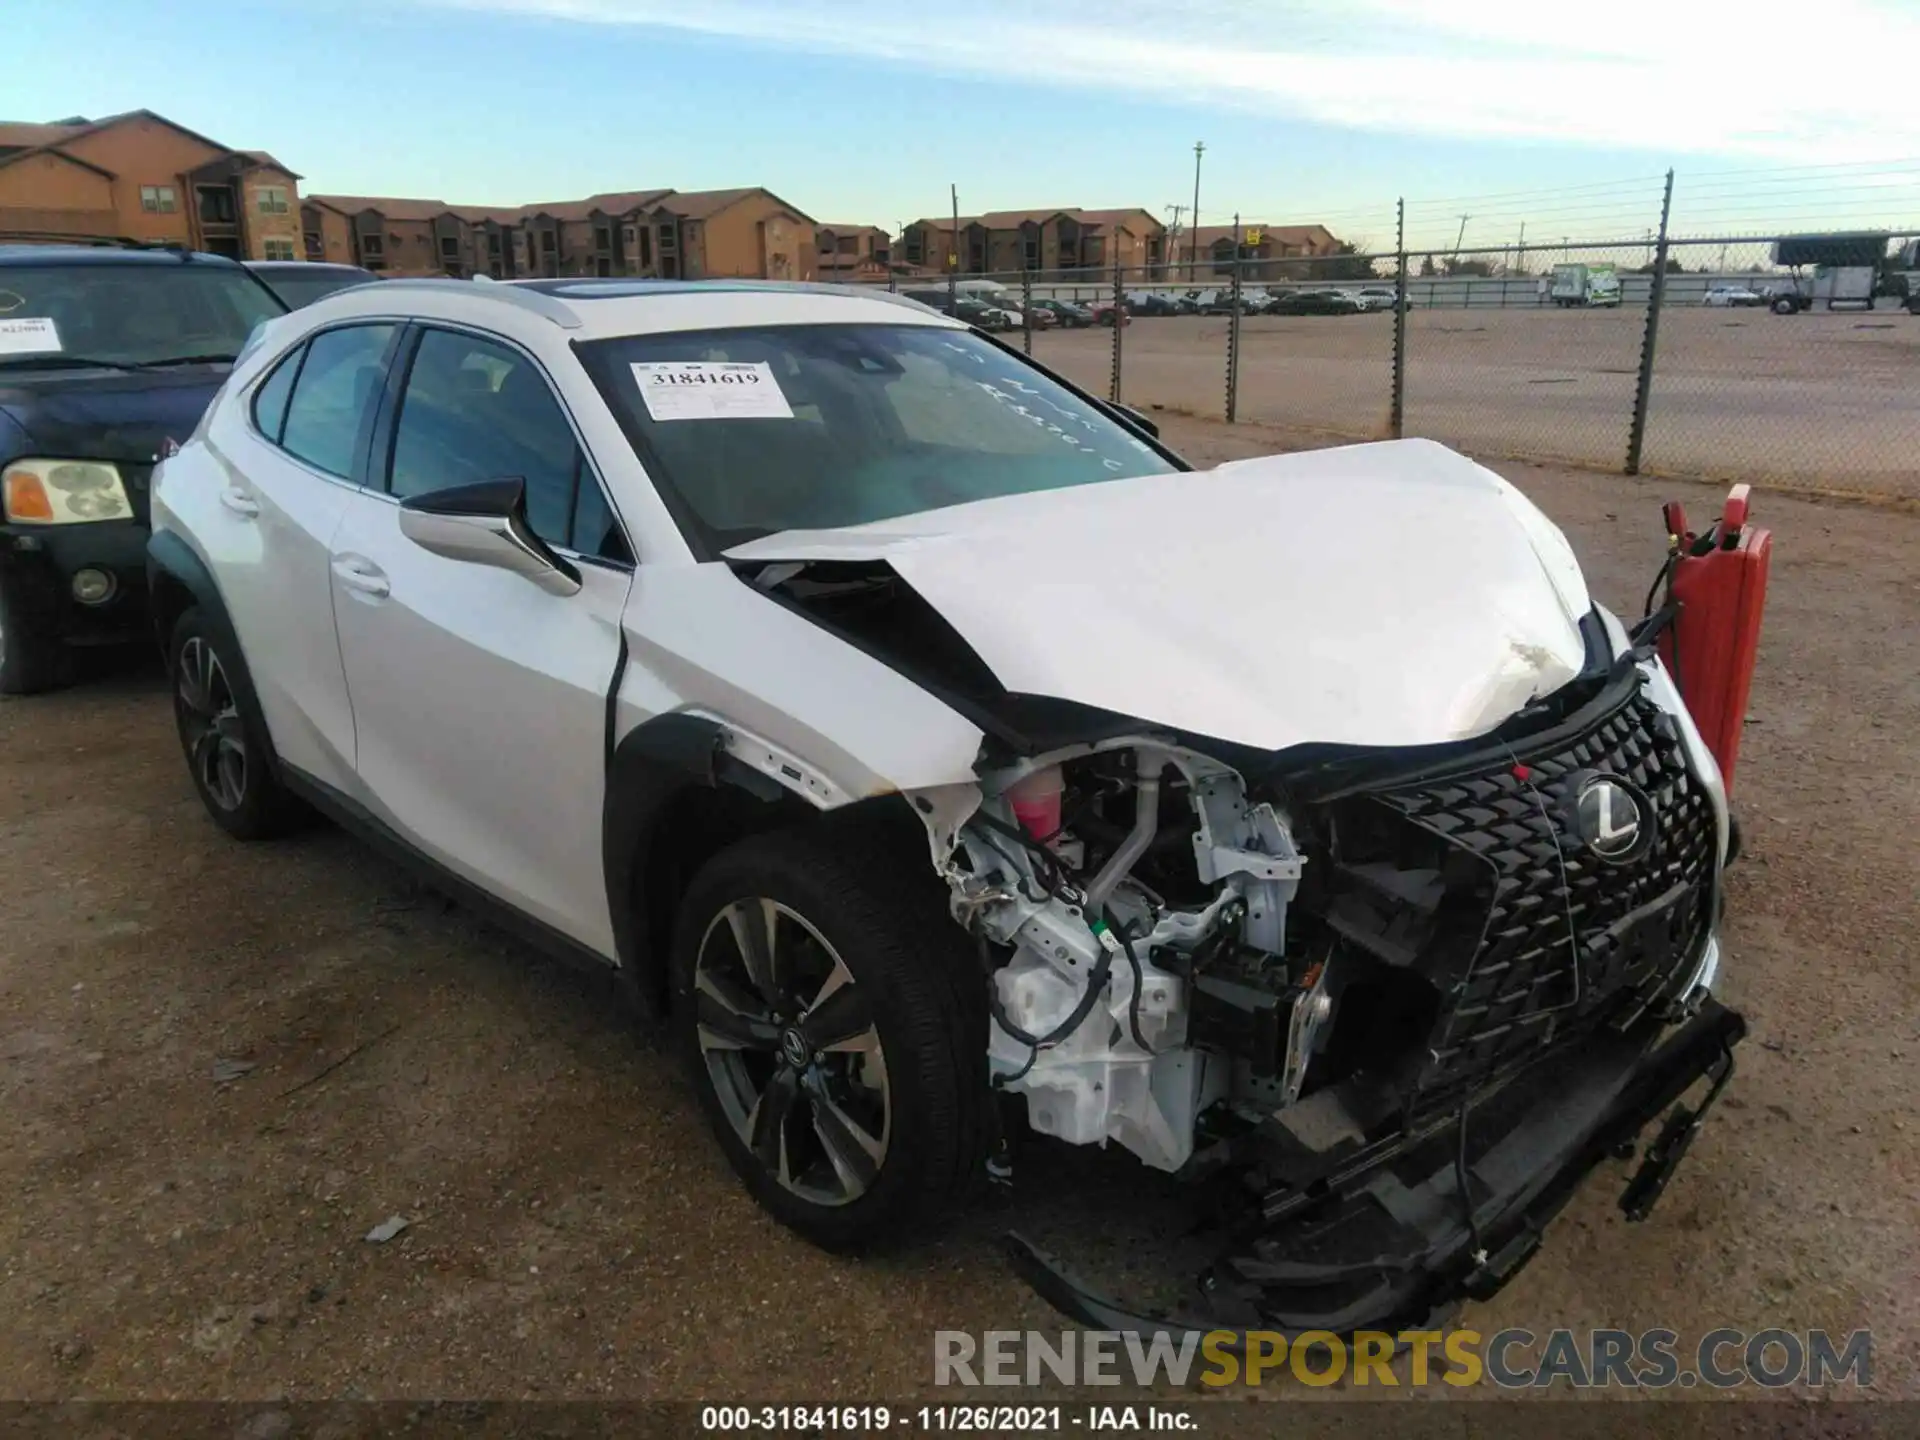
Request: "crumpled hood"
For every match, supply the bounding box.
[0,367,227,466]
[726,439,1593,752]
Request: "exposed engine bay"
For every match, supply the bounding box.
[916,653,1724,1182]
[933,740,1311,1172]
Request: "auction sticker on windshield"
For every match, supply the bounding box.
[631,361,793,421]
[0,317,61,356]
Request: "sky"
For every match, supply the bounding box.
[8,0,1920,253]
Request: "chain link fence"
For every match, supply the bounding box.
[851,174,1920,501]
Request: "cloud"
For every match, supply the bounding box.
[423,0,1920,162]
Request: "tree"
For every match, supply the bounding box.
[1308,241,1379,281]
[1442,257,1494,277]
[1419,252,1437,277]
[1631,256,1687,275]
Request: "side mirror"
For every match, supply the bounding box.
[397,477,581,596]
[1110,402,1159,439]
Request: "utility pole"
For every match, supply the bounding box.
[1452,213,1471,261]
[1164,203,1186,280]
[1189,141,1206,282]
[1515,220,1526,273]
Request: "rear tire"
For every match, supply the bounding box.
[1772,297,1796,315]
[168,607,307,839]
[0,573,73,696]
[669,818,988,1252]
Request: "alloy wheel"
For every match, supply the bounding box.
[176,636,248,811]
[694,898,890,1207]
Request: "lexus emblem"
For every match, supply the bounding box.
[1575,775,1649,862]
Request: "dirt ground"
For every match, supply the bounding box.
[1,413,1916,1409]
[1029,310,1920,499]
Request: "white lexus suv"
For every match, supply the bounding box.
[148,277,1744,1334]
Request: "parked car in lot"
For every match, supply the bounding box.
[0,243,286,692]
[1701,286,1765,308]
[954,297,1020,332]
[245,260,379,309]
[149,275,1743,1335]
[1084,297,1128,326]
[1030,298,1094,327]
[1123,291,1181,318]
[902,289,1020,332]
[1267,288,1365,316]
[1355,287,1399,312]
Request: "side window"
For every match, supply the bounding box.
[569,461,633,564]
[388,329,580,548]
[280,325,397,478]
[250,344,303,444]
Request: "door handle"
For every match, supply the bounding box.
[331,556,391,598]
[219,486,260,518]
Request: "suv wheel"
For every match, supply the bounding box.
[169,608,304,839]
[0,574,72,696]
[670,824,986,1251]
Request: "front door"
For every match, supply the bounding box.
[328,324,634,955]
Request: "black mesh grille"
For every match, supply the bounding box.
[1371,689,1717,1096]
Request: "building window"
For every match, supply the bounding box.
[836,235,857,255]
[140,185,177,213]
[256,185,290,215]
[263,238,296,261]
[440,235,459,257]
[303,231,322,258]
[594,226,611,250]
[904,232,923,266]
[621,225,637,246]
[360,233,384,257]
[658,222,677,253]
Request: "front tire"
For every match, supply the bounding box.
[670,822,987,1252]
[169,607,305,839]
[0,572,73,696]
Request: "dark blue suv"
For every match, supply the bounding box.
[0,243,285,692]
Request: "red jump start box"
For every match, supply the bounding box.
[1655,484,1771,795]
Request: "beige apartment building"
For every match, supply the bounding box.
[898,208,1168,279]
[0,110,301,259]
[303,186,816,282]
[1177,223,1345,278]
[813,224,893,281]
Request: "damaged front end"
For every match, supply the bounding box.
[912,644,1743,1336]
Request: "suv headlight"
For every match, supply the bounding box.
[2,460,133,525]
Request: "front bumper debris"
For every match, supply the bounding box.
[1008,999,1745,1338]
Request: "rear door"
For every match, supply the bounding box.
[327,323,633,954]
[200,321,400,793]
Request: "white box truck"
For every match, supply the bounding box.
[1551,262,1623,308]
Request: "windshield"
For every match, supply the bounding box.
[0,262,286,369]
[578,322,1177,550]
[254,269,370,309]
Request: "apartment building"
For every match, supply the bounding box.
[898,208,1167,279]
[813,225,893,281]
[0,110,301,258]
[304,186,816,283]
[1177,223,1345,278]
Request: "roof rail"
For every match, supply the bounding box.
[363,275,582,328]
